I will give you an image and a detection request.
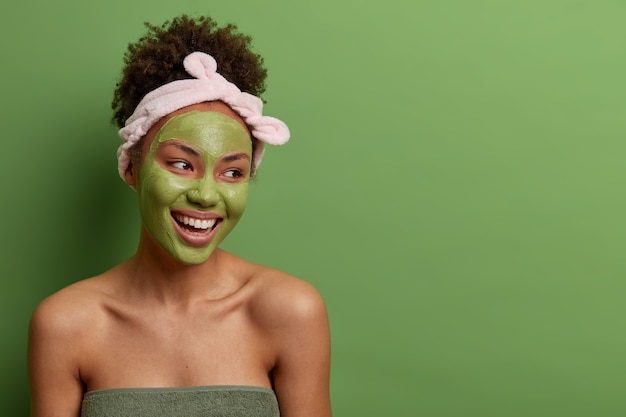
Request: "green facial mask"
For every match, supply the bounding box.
[136,110,252,265]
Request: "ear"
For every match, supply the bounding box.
[124,161,138,191]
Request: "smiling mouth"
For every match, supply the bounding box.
[171,213,221,235]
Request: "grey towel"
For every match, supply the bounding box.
[81,385,280,417]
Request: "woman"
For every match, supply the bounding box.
[28,15,331,417]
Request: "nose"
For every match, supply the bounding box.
[186,176,220,207]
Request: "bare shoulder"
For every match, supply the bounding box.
[28,270,122,417]
[238,261,332,417]
[32,279,98,324]
[29,269,120,345]
[245,263,328,330]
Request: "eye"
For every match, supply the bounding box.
[170,160,191,170]
[222,169,243,179]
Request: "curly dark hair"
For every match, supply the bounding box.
[112,15,267,128]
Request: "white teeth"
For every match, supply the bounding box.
[174,214,217,230]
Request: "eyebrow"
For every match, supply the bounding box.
[221,153,251,163]
[162,142,200,157]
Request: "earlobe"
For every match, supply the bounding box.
[124,162,138,191]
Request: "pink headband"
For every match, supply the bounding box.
[117,51,290,181]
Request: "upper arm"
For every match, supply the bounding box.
[264,279,332,417]
[28,296,86,417]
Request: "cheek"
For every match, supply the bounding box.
[138,164,189,208]
[224,184,249,215]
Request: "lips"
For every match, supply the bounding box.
[170,210,222,246]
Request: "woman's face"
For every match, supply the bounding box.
[135,105,252,265]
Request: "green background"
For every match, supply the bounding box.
[1,0,625,415]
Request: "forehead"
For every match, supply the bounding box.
[152,110,252,157]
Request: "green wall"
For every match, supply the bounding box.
[2,1,625,415]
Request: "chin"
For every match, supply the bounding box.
[168,246,217,266]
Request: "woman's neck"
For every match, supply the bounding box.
[122,227,240,307]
